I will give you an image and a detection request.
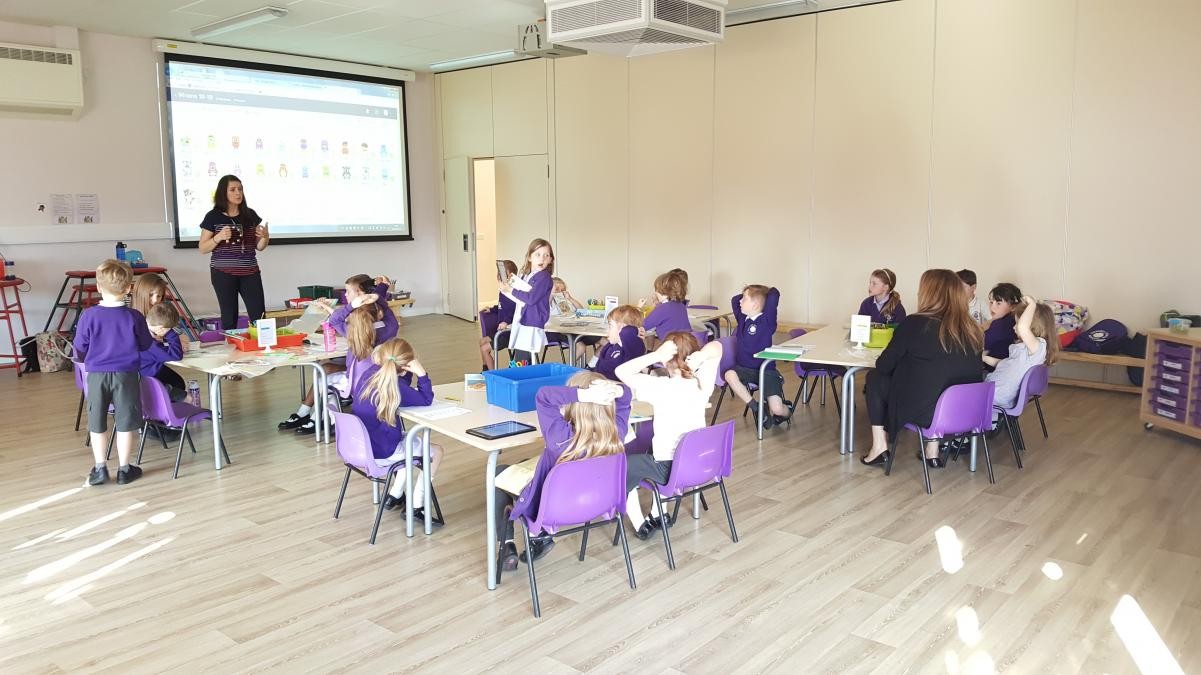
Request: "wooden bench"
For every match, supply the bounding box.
[1051,351,1143,394]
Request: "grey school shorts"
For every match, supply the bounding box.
[86,371,143,434]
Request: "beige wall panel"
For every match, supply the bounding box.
[1066,0,1201,327]
[928,0,1075,306]
[553,54,630,300]
[492,59,549,157]
[438,68,494,159]
[713,16,815,323]
[809,0,936,325]
[495,154,552,266]
[628,46,716,305]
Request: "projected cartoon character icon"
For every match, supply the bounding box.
[180,136,191,148]
[381,168,389,181]
[322,165,330,178]
[256,163,266,176]
[232,136,240,149]
[321,140,329,153]
[341,141,349,155]
[183,188,195,206]
[300,138,307,151]
[181,160,192,177]
[360,142,368,154]
[207,135,216,149]
[380,145,388,159]
[301,166,309,178]
[207,161,218,177]
[255,138,264,151]
[362,167,370,180]
[341,166,351,180]
[278,163,288,178]
[232,163,241,175]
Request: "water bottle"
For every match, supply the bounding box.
[2,258,13,281]
[115,241,127,261]
[322,321,336,352]
[186,379,201,407]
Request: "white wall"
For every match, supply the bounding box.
[0,21,443,332]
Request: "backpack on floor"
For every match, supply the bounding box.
[35,331,72,373]
[1072,319,1129,355]
[19,336,40,373]
[1045,300,1088,348]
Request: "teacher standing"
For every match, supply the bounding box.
[198,175,270,330]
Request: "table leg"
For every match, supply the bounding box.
[485,449,500,591]
[840,367,864,455]
[692,493,701,520]
[422,428,432,535]
[209,374,223,470]
[569,334,580,367]
[756,360,768,441]
[404,425,421,538]
[969,436,978,472]
[319,366,331,444]
[299,367,307,399]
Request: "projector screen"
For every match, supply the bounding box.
[164,55,411,246]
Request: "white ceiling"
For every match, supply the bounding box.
[0,0,776,72]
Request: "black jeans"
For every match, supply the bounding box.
[210,269,265,330]
[866,370,891,432]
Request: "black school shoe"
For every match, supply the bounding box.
[116,465,143,484]
[88,465,110,485]
[296,419,334,436]
[278,413,309,430]
[748,403,775,430]
[633,515,670,540]
[500,542,519,571]
[383,495,406,511]
[519,536,555,563]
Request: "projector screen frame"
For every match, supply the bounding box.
[163,53,414,248]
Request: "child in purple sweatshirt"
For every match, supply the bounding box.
[492,373,632,571]
[724,284,791,428]
[352,337,444,520]
[75,259,153,485]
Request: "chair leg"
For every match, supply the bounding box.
[918,436,933,495]
[792,378,807,409]
[578,521,590,562]
[1002,414,1022,469]
[219,434,232,465]
[718,480,739,543]
[522,522,541,618]
[710,387,726,426]
[136,421,150,464]
[670,499,682,524]
[698,492,709,512]
[1013,417,1027,453]
[75,392,84,431]
[616,519,637,590]
[184,427,197,455]
[173,429,188,479]
[1034,398,1049,438]
[370,474,395,545]
[428,487,445,526]
[333,466,352,518]
[830,377,842,414]
[803,379,816,404]
[612,521,621,547]
[105,429,116,460]
[158,425,168,450]
[980,434,995,484]
[819,375,828,406]
[652,490,675,570]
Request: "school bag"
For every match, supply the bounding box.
[19,335,40,373]
[1045,300,1088,348]
[1124,332,1148,386]
[35,331,72,373]
[1072,319,1129,355]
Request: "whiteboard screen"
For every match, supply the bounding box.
[164,55,411,246]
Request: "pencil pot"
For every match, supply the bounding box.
[482,363,582,413]
[867,326,894,349]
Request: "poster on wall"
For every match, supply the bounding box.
[50,193,74,224]
[76,194,101,224]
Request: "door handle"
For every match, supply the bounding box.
[462,234,469,252]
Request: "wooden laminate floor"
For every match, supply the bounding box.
[1,315,1198,673]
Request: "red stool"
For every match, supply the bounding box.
[43,266,199,337]
[0,278,30,377]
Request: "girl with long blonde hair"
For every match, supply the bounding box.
[351,337,444,517]
[616,331,723,539]
[498,238,555,365]
[493,371,632,571]
[861,269,984,469]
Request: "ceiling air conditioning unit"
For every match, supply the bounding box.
[0,42,84,118]
[546,0,726,57]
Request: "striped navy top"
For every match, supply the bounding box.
[200,208,263,276]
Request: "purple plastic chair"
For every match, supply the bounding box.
[688,303,722,337]
[516,452,635,618]
[690,330,710,346]
[136,376,230,479]
[637,420,738,570]
[787,328,844,415]
[885,381,997,494]
[992,364,1050,466]
[329,410,442,545]
[624,420,655,455]
[709,335,756,425]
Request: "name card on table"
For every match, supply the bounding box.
[850,314,872,347]
[255,318,278,350]
[604,295,619,320]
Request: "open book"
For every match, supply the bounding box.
[495,456,539,496]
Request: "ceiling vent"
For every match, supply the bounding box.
[546,0,726,57]
[0,42,84,117]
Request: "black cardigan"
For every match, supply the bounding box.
[875,314,983,438]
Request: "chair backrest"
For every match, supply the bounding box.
[74,362,87,394]
[923,381,996,438]
[716,335,738,386]
[329,410,382,476]
[690,330,710,346]
[140,376,180,425]
[526,453,628,535]
[689,304,718,310]
[479,305,499,339]
[658,420,735,496]
[624,420,654,455]
[1000,364,1049,415]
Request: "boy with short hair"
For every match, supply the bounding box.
[724,284,791,428]
[590,304,647,381]
[957,269,985,326]
[74,260,153,485]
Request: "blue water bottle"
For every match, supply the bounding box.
[115,241,127,261]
